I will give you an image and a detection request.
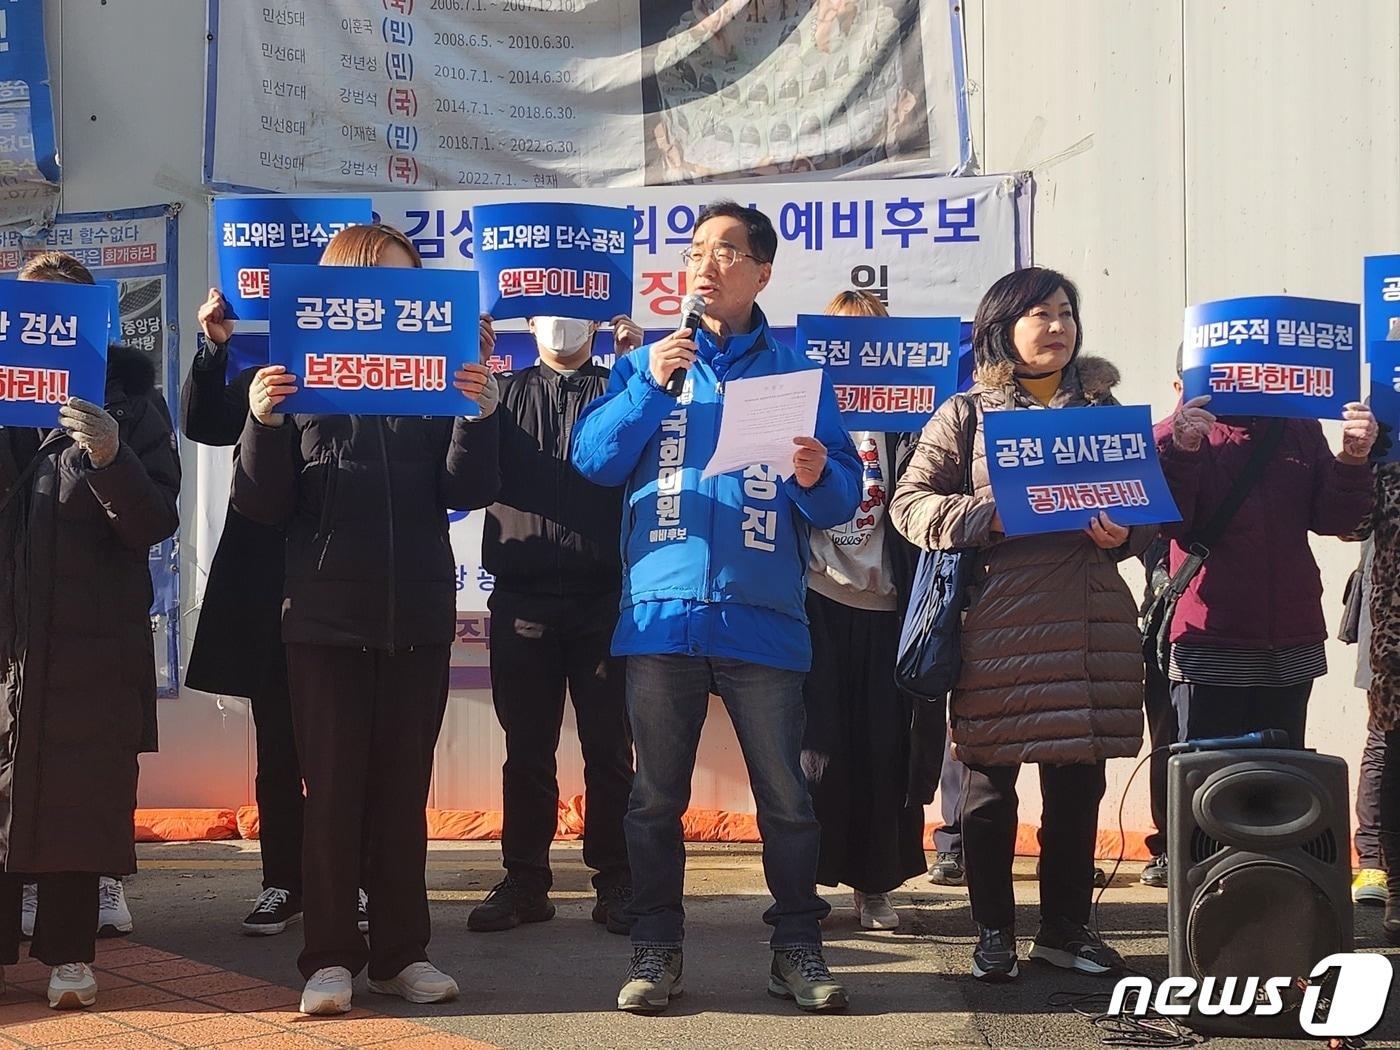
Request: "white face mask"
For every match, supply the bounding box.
[534,317,594,356]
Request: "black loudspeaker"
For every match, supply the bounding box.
[1167,748,1352,1037]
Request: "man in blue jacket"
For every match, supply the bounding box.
[571,201,861,1015]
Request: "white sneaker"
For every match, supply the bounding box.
[300,966,353,1015]
[48,963,97,1010]
[853,890,900,930]
[98,876,134,937]
[20,883,36,939]
[368,961,459,1004]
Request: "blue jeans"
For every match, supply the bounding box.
[625,654,829,949]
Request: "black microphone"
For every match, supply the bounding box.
[1168,728,1290,754]
[666,293,706,398]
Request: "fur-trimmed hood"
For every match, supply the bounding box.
[973,354,1121,405]
[105,344,157,400]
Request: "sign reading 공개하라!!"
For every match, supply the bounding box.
[796,313,959,432]
[0,278,109,427]
[268,263,480,417]
[1181,295,1360,420]
[983,405,1180,537]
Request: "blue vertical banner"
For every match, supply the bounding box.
[1365,255,1400,345]
[983,405,1180,537]
[269,263,481,416]
[213,197,374,321]
[1182,296,1360,419]
[473,202,634,322]
[0,0,59,230]
[796,313,960,431]
[0,279,110,427]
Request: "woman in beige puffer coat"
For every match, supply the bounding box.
[891,267,1148,983]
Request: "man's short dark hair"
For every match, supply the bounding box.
[1175,341,1184,377]
[693,200,778,264]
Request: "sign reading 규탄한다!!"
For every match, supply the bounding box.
[268,263,480,417]
[1181,295,1360,420]
[983,405,1180,537]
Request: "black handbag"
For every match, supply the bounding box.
[1140,419,1285,674]
[894,396,979,698]
[1338,538,1371,644]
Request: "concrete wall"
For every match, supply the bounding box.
[35,0,1400,844]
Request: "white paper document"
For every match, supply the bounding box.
[701,370,824,481]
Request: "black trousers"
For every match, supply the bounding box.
[0,873,98,966]
[1380,728,1400,881]
[801,590,927,894]
[962,761,1107,931]
[1357,722,1386,870]
[252,646,304,895]
[1143,656,1177,858]
[1169,680,1312,749]
[488,590,632,892]
[286,642,449,980]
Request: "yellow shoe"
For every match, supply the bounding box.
[1352,868,1387,906]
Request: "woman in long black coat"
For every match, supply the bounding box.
[181,290,321,936]
[0,251,180,1008]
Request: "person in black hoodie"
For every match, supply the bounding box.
[231,223,500,1016]
[467,312,643,936]
[0,251,180,1010]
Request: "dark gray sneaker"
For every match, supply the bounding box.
[592,884,634,935]
[1028,919,1125,975]
[928,852,966,886]
[1139,854,1168,888]
[467,877,555,933]
[617,947,683,1013]
[971,925,1019,982]
[768,947,848,1012]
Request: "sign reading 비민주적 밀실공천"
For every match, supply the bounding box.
[983,405,1181,538]
[203,0,970,193]
[0,278,110,428]
[213,196,375,321]
[268,263,481,417]
[472,201,634,322]
[796,312,960,432]
[1181,296,1360,420]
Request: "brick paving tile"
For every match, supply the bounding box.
[153,1013,283,1047]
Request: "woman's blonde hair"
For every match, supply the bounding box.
[320,223,423,268]
[17,251,96,285]
[824,289,888,318]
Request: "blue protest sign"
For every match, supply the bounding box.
[223,332,269,384]
[1182,296,1359,419]
[474,202,633,322]
[983,405,1180,537]
[214,197,374,321]
[269,264,480,417]
[796,314,959,431]
[0,279,109,426]
[1368,341,1400,464]
[1365,255,1400,346]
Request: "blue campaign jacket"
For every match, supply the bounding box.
[570,308,860,671]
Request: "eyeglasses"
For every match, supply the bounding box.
[679,244,764,268]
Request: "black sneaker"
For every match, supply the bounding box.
[467,877,556,933]
[1140,855,1168,888]
[591,884,634,935]
[928,852,966,886]
[357,888,369,934]
[971,925,1018,981]
[242,887,303,936]
[617,947,683,1013]
[1028,919,1124,975]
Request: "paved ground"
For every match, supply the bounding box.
[1,842,1396,1049]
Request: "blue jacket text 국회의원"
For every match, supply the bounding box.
[570,309,860,671]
